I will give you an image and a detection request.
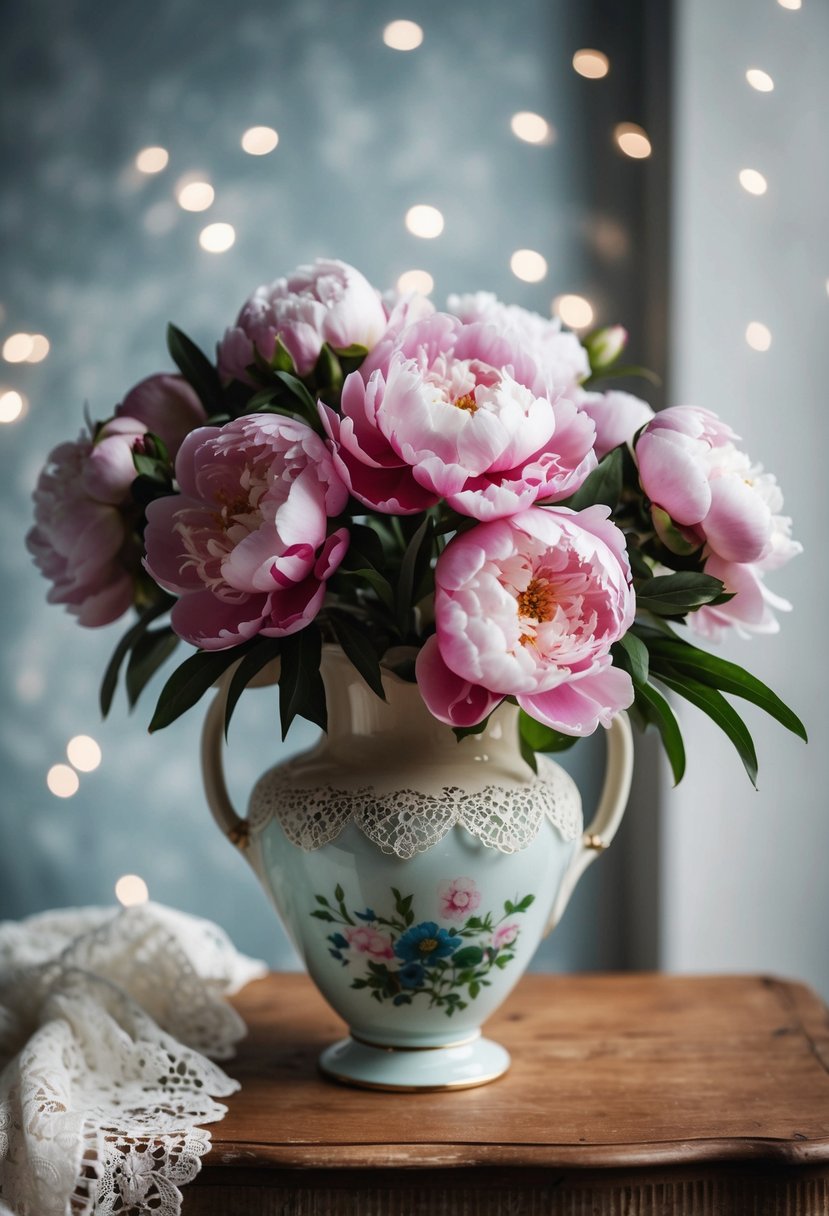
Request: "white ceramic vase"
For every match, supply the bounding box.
[201,646,633,1091]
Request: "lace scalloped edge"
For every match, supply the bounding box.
[248,754,582,859]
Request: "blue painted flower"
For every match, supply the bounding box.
[398,961,427,989]
[394,922,462,965]
[355,908,377,922]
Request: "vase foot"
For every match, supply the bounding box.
[318,1034,510,1091]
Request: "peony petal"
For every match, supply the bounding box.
[703,474,772,563]
[518,666,633,736]
[170,588,269,649]
[415,634,504,728]
[636,430,712,525]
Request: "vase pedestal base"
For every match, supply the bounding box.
[318,1033,510,1091]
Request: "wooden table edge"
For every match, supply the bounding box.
[205,1135,829,1172]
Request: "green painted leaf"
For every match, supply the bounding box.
[279,625,326,739]
[452,946,484,968]
[514,894,535,912]
[566,446,623,511]
[125,627,179,708]
[469,981,481,999]
[166,323,223,413]
[646,640,807,742]
[149,646,247,733]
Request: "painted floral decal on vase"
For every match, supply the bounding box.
[311,878,534,1016]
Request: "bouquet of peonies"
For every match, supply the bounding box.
[27,259,806,783]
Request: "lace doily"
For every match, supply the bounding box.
[249,754,582,859]
[0,903,266,1216]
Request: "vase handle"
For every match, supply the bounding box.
[544,711,634,936]
[201,666,261,855]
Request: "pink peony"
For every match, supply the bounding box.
[344,926,394,960]
[27,432,139,627]
[492,922,519,949]
[217,258,387,383]
[143,414,349,650]
[438,877,482,922]
[117,373,206,457]
[635,406,786,564]
[416,506,635,733]
[321,312,596,519]
[577,389,655,460]
[446,292,590,394]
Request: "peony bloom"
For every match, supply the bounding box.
[344,926,395,960]
[416,506,635,734]
[438,877,482,922]
[217,258,387,383]
[117,373,206,457]
[446,292,589,394]
[27,432,140,627]
[143,414,349,650]
[577,389,655,460]
[635,406,785,564]
[321,312,596,519]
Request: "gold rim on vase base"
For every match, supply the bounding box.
[317,1063,509,1093]
[349,1029,482,1052]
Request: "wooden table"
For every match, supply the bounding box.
[187,972,829,1215]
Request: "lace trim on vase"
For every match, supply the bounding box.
[248,754,582,859]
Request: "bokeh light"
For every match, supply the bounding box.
[572,49,610,79]
[746,321,772,351]
[241,126,279,155]
[135,146,169,174]
[0,390,26,423]
[554,294,594,329]
[739,168,768,195]
[3,333,34,363]
[199,222,236,253]
[67,735,102,773]
[383,20,423,50]
[510,111,555,145]
[396,269,434,295]
[115,875,150,906]
[615,123,652,159]
[746,68,774,92]
[176,180,215,212]
[47,764,79,798]
[405,204,444,239]
[510,249,548,283]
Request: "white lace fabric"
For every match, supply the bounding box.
[249,753,583,858]
[0,904,266,1216]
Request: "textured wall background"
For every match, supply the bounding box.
[0,0,665,968]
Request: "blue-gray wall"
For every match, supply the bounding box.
[0,0,666,968]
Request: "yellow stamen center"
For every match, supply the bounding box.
[418,938,438,954]
[517,577,556,623]
[453,392,478,414]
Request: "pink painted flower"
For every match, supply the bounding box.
[416,506,635,734]
[492,922,519,950]
[117,373,206,457]
[635,406,785,564]
[446,292,590,394]
[143,414,349,649]
[218,258,387,382]
[27,431,139,627]
[576,389,654,459]
[321,312,596,519]
[345,926,395,960]
[438,877,482,922]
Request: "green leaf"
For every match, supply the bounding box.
[566,447,623,511]
[166,323,223,413]
[332,343,369,359]
[653,669,758,787]
[271,336,296,374]
[650,505,702,557]
[518,710,579,753]
[504,900,516,914]
[452,946,484,969]
[632,680,686,785]
[611,633,649,685]
[518,728,538,773]
[311,910,335,922]
[395,515,433,636]
[469,981,481,999]
[583,363,662,389]
[273,371,320,427]
[149,646,250,732]
[223,638,283,738]
[335,883,345,903]
[514,894,535,912]
[646,639,807,743]
[100,597,174,717]
[125,627,179,708]
[278,624,326,739]
[329,613,386,701]
[636,573,727,617]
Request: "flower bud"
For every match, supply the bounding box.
[584,325,628,372]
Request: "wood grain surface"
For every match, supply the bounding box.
[185,972,829,1213]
